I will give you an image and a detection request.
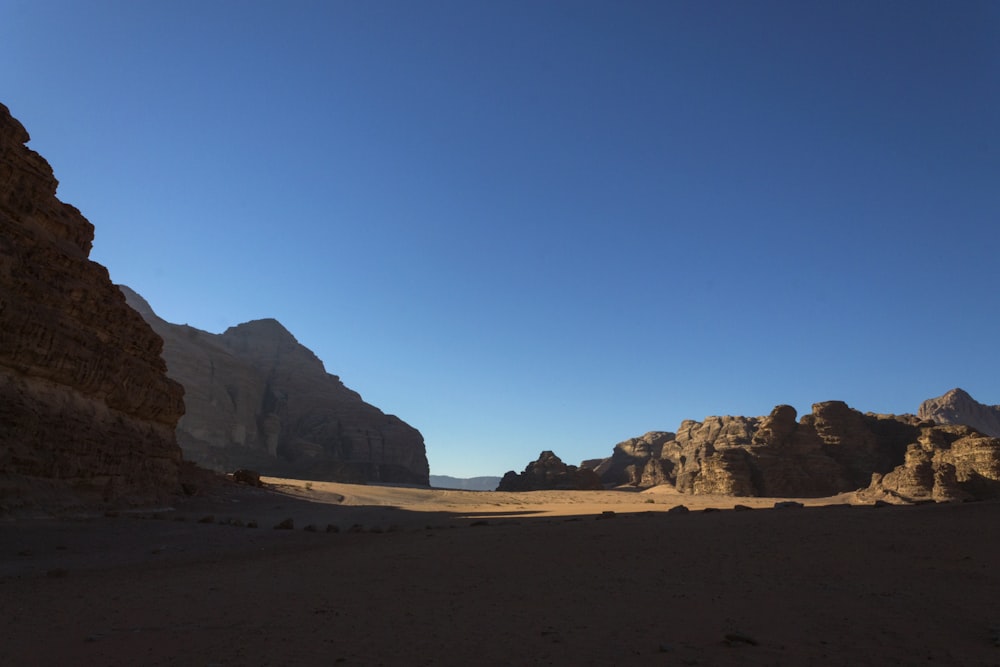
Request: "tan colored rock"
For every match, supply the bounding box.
[0,102,185,505]
[121,286,429,485]
[862,423,1000,502]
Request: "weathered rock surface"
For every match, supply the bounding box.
[497,451,602,491]
[121,287,429,485]
[919,388,1000,438]
[589,400,1000,500]
[0,102,185,504]
[862,423,1000,502]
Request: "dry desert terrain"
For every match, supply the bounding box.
[2,479,999,666]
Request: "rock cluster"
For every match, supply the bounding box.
[919,388,1000,438]
[588,400,1000,500]
[0,103,185,503]
[121,287,429,485]
[497,451,602,491]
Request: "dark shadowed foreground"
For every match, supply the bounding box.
[1,485,998,666]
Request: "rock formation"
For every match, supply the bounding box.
[918,388,1000,438]
[0,103,185,505]
[120,287,429,485]
[497,451,602,491]
[863,423,1000,502]
[588,400,1000,500]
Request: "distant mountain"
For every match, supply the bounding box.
[429,475,502,491]
[120,286,429,485]
[918,388,1000,438]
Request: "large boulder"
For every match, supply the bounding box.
[0,103,185,505]
[121,287,429,485]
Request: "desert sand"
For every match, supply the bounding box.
[2,480,999,666]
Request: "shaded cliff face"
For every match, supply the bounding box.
[0,103,185,504]
[919,388,1000,438]
[121,287,429,485]
[589,401,1000,500]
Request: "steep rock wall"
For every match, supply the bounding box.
[121,287,429,485]
[0,103,185,504]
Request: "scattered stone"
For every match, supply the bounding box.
[724,632,759,647]
[598,511,616,519]
[247,520,258,529]
[274,518,294,530]
[231,469,263,487]
[197,515,215,524]
[326,524,340,533]
[702,507,720,513]
[348,524,364,533]
[667,505,690,514]
[774,501,804,509]
[733,504,753,511]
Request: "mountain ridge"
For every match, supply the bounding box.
[120,285,429,485]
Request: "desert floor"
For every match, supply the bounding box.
[1,479,999,666]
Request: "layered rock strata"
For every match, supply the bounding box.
[121,287,429,485]
[497,451,602,491]
[0,103,185,503]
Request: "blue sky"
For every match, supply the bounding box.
[3,1,999,477]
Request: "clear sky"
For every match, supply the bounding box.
[3,1,999,477]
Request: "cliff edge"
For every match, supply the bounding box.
[0,103,186,507]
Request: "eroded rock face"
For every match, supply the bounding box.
[0,103,185,503]
[919,388,1000,438]
[589,400,997,498]
[121,287,429,485]
[497,451,602,491]
[863,424,1000,502]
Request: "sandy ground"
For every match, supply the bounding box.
[1,480,999,666]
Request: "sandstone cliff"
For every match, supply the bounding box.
[589,401,1000,500]
[0,103,185,505]
[497,451,602,491]
[121,287,429,485]
[918,388,1000,438]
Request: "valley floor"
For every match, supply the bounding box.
[1,482,998,666]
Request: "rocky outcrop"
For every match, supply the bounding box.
[591,398,1000,500]
[497,451,602,491]
[590,432,675,487]
[918,388,1000,437]
[121,287,429,485]
[0,103,185,504]
[863,423,1000,502]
